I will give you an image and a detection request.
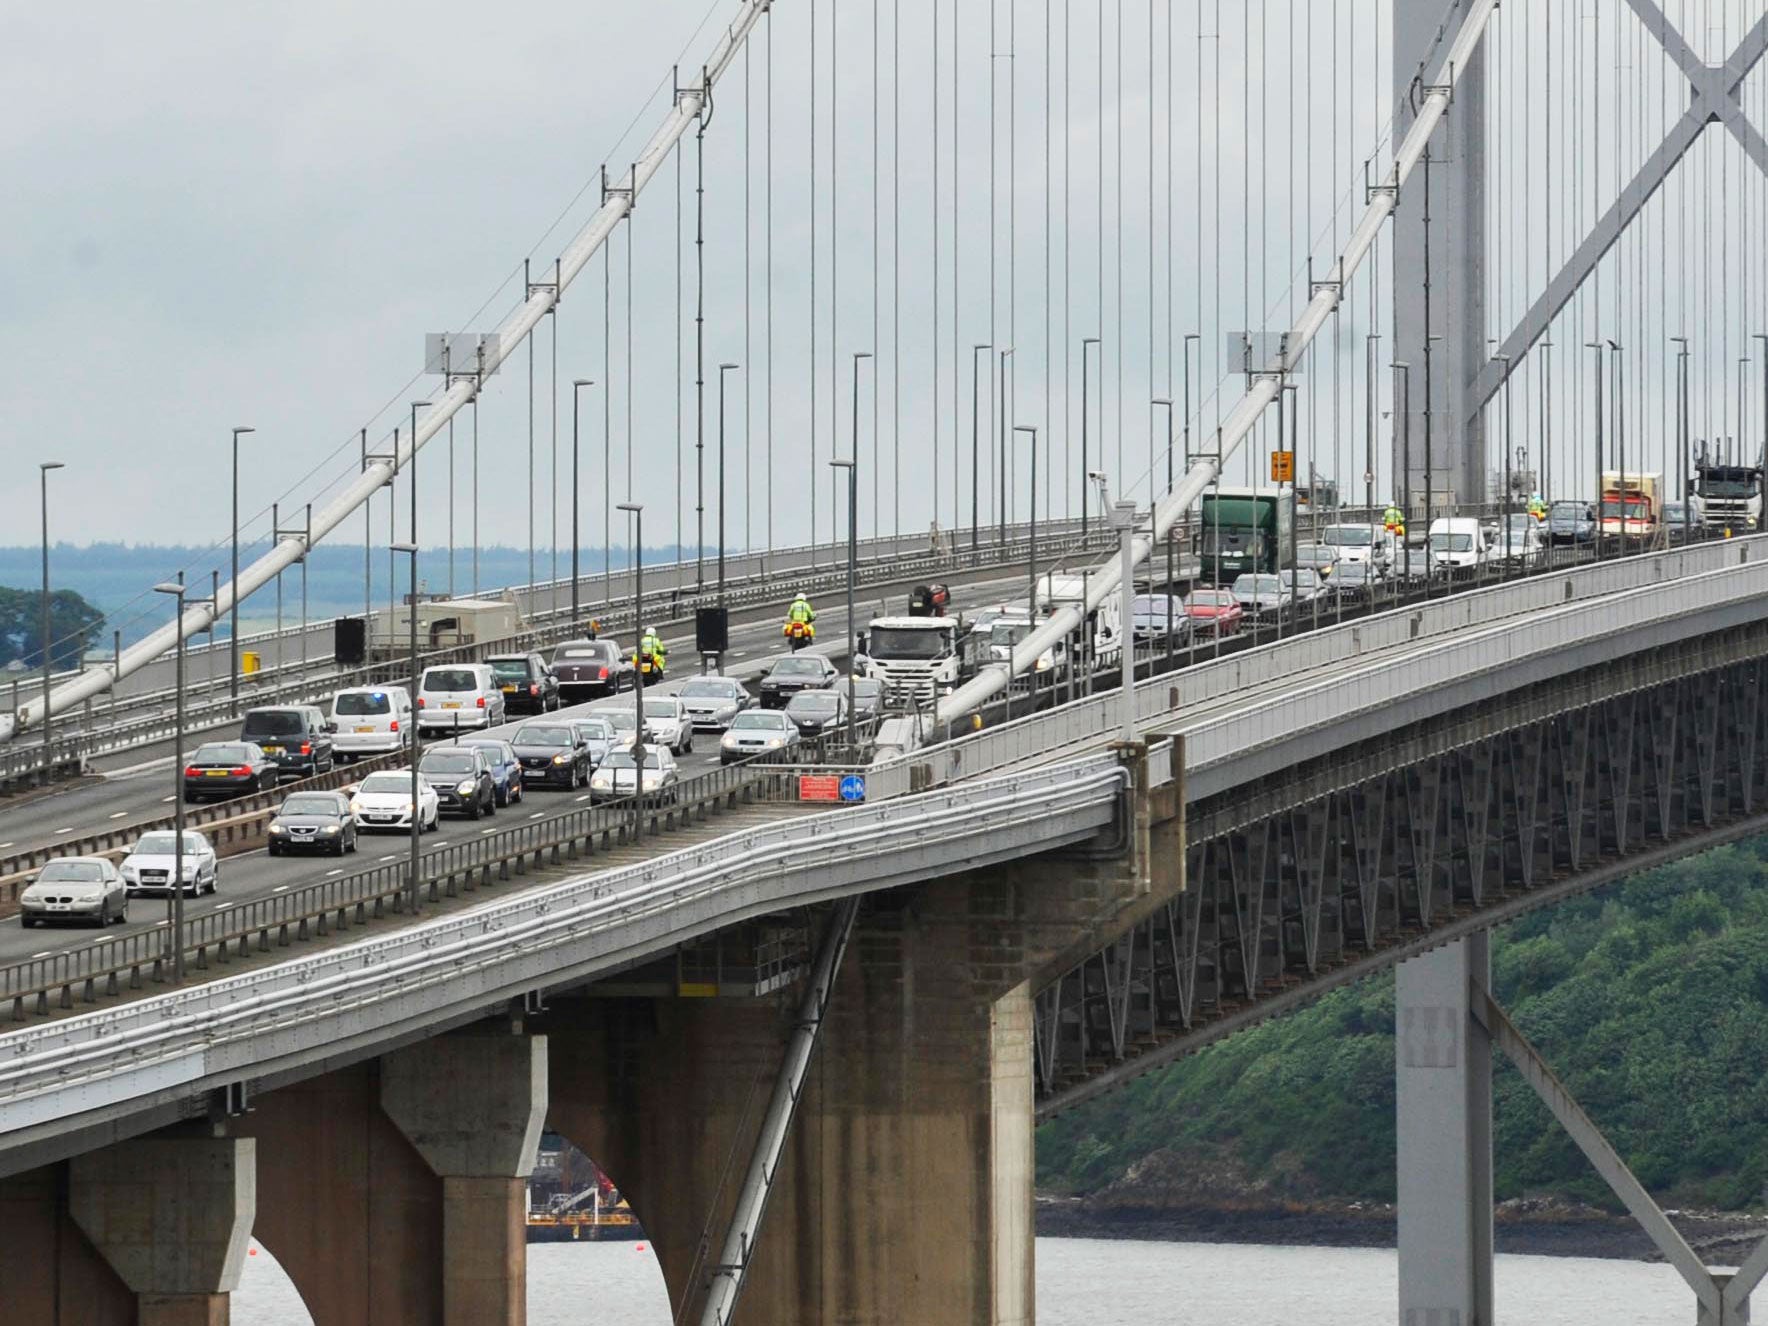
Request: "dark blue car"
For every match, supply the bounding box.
[452,737,525,807]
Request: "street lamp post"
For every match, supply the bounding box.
[998,347,1015,542]
[718,362,740,615]
[1082,338,1101,544]
[38,462,64,774]
[972,344,991,551]
[1495,353,1512,580]
[1391,363,1411,592]
[618,504,645,825]
[830,458,858,748]
[1586,342,1606,559]
[572,379,594,626]
[152,579,197,980]
[387,540,420,911]
[228,427,254,715]
[1014,426,1040,631]
[1672,336,1691,544]
[1151,398,1174,660]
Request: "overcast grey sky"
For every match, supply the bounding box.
[5,1,1763,576]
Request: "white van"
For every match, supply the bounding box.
[415,664,507,735]
[1428,517,1489,572]
[330,685,413,760]
[1320,523,1389,570]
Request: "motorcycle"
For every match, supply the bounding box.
[636,648,666,686]
[783,620,815,652]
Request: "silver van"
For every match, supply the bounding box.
[416,664,506,735]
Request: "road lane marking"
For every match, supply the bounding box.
[273,885,289,893]
[575,795,590,803]
[530,812,544,820]
[481,828,498,835]
[54,827,74,834]
[0,842,13,850]
[161,796,174,803]
[326,870,343,878]
[108,811,128,820]
[29,951,50,959]
[378,854,398,862]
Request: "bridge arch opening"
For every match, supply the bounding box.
[232,1234,316,1324]
[529,1127,670,1322]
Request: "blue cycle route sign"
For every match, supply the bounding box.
[838,774,867,803]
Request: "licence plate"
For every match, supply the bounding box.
[262,746,283,754]
[205,770,228,777]
[443,701,462,710]
[355,725,375,733]
[501,685,517,693]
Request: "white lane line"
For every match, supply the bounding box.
[325,870,343,878]
[0,842,13,850]
[161,796,175,804]
[273,885,290,893]
[480,827,498,835]
[529,812,544,820]
[54,826,74,834]
[213,902,229,910]
[108,811,129,820]
[378,854,398,862]
[29,950,51,959]
[574,795,591,803]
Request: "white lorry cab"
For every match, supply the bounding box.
[854,616,984,705]
[1427,517,1489,572]
[1319,523,1389,569]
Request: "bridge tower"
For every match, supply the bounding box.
[1393,0,1488,514]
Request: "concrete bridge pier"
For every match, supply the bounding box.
[381,1028,549,1326]
[68,1133,257,1326]
[1395,934,1494,1326]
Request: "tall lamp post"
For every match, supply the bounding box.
[152,579,190,980]
[38,461,64,773]
[1586,342,1606,559]
[718,362,740,613]
[971,343,991,551]
[618,504,645,811]
[572,379,594,626]
[998,346,1015,541]
[1672,336,1691,544]
[1151,398,1174,660]
[387,540,421,912]
[1014,426,1040,628]
[1081,338,1101,543]
[228,427,254,715]
[830,457,858,748]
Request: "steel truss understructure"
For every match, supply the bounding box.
[1036,621,1768,1116]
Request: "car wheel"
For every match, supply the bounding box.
[347,831,358,853]
[268,842,281,858]
[118,901,129,924]
[467,794,483,821]
[494,783,509,808]
[21,917,34,929]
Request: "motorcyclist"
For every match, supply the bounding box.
[1381,502,1405,535]
[786,592,817,629]
[638,624,666,678]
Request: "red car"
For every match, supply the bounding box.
[1184,588,1244,638]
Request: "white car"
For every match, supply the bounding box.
[642,696,693,754]
[677,676,752,730]
[330,685,413,760]
[348,770,441,832]
[589,746,680,803]
[720,710,796,765]
[119,829,218,897]
[416,664,506,735]
[20,857,129,928]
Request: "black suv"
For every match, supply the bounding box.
[417,746,498,819]
[487,652,560,715]
[239,706,335,779]
[508,721,593,789]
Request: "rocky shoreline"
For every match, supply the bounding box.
[1036,1194,1768,1264]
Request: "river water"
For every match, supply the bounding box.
[232,1235,1704,1323]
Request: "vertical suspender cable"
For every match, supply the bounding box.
[893,0,901,538]
[832,0,841,534]
[695,102,707,589]
[953,0,961,537]
[605,238,613,585]
[745,39,753,550]
[766,10,774,560]
[873,0,881,541]
[932,0,941,537]
[677,135,685,564]
[810,3,819,558]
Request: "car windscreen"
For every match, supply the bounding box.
[241,711,303,737]
[193,744,251,764]
[989,622,1031,647]
[850,679,882,697]
[771,657,823,676]
[602,750,666,770]
[643,700,680,718]
[731,713,786,730]
[680,680,737,698]
[1185,590,1234,607]
[334,691,392,716]
[133,832,206,854]
[789,693,840,712]
[37,860,105,883]
[1430,533,1475,551]
[421,753,478,775]
[605,711,637,730]
[1233,576,1281,594]
[357,773,413,795]
[868,627,947,660]
[514,726,573,747]
[1321,526,1375,546]
[553,643,611,661]
[422,669,479,692]
[279,795,342,817]
[1296,546,1334,562]
[576,720,615,738]
[488,660,530,679]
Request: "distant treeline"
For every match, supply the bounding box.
[1037,838,1768,1212]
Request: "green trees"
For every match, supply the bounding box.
[0,587,106,671]
[1038,841,1768,1211]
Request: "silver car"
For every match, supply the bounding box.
[642,696,693,755]
[120,829,218,896]
[720,710,796,765]
[677,676,752,730]
[20,857,129,928]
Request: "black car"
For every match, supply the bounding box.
[487,652,560,715]
[509,722,592,789]
[1546,500,1596,546]
[783,689,848,737]
[267,791,358,856]
[551,639,632,699]
[848,677,884,725]
[239,705,335,779]
[182,742,277,803]
[418,746,498,819]
[758,653,839,709]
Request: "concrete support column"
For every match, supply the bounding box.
[382,1029,547,1326]
[1393,0,1488,511]
[68,1135,256,1326]
[1396,933,1494,1326]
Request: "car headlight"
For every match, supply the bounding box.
[721,734,738,748]
[348,800,361,814]
[269,824,286,835]
[321,825,340,835]
[766,736,786,748]
[456,780,476,795]
[402,801,414,813]
[552,753,570,765]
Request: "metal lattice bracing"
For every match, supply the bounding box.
[1036,624,1768,1116]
